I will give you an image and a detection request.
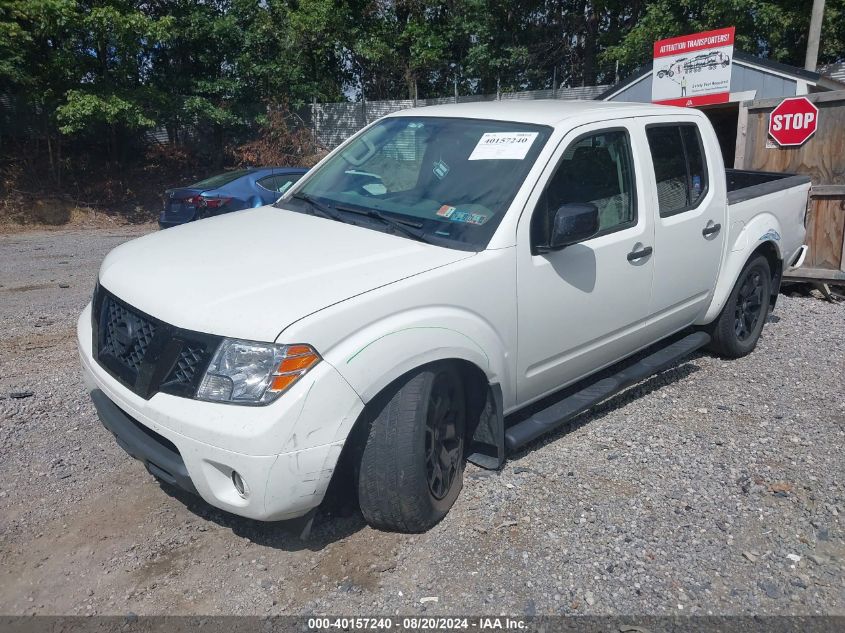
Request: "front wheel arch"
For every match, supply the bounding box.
[356,361,469,531]
[344,358,488,465]
[326,358,490,531]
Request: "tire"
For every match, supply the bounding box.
[707,254,772,358]
[357,363,466,532]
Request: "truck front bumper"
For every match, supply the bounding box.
[77,304,365,521]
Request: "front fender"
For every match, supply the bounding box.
[323,307,509,406]
[699,212,784,324]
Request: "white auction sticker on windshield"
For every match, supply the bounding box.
[468,132,538,160]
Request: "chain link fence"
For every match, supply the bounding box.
[298,85,609,149]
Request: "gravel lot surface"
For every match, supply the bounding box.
[1,226,843,617]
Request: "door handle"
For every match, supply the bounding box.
[702,222,722,237]
[627,245,653,262]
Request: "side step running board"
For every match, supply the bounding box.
[504,331,711,451]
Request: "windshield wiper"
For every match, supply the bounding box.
[292,193,432,244]
[332,204,432,244]
[290,193,347,223]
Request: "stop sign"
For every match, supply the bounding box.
[768,97,819,146]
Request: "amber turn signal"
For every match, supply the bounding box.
[269,373,300,392]
[265,344,321,395]
[278,353,319,373]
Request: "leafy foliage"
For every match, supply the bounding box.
[232,106,328,168]
[1,0,842,186]
[601,0,843,73]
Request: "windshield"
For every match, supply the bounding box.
[285,117,551,250]
[189,169,251,190]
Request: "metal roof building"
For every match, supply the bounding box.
[595,52,845,167]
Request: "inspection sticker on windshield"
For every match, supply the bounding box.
[468,132,538,160]
[450,211,488,225]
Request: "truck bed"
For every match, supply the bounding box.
[726,168,811,205]
[724,168,810,274]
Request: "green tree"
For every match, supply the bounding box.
[1,0,82,181]
[2,0,842,193]
[54,1,172,162]
[602,0,845,75]
[347,0,456,100]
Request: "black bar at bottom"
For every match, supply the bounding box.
[505,331,710,451]
[91,388,198,495]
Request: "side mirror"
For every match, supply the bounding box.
[547,202,600,251]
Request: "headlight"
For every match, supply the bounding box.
[196,339,320,405]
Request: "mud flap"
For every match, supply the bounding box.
[466,384,504,470]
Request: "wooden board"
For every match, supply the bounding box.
[805,196,845,271]
[739,90,845,282]
[742,91,845,185]
[783,266,845,282]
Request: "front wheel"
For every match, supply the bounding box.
[706,254,772,358]
[357,363,466,532]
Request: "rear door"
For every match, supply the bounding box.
[515,120,656,405]
[644,119,726,331]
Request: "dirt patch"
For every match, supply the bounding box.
[0,328,76,356]
[3,283,53,293]
[302,530,403,593]
[0,202,158,234]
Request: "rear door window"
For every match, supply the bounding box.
[258,174,303,194]
[681,126,706,206]
[189,170,251,190]
[646,124,708,217]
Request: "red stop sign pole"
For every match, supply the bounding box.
[768,97,819,146]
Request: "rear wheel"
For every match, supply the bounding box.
[357,363,465,532]
[707,254,772,358]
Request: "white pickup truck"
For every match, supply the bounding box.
[78,101,810,533]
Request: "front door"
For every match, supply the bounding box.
[515,121,656,406]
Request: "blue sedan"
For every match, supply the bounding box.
[159,167,308,228]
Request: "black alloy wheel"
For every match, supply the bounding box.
[424,372,465,500]
[357,363,467,532]
[734,267,765,341]
[706,254,772,359]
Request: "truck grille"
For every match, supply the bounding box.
[92,284,221,400]
[101,297,158,373]
[160,345,206,389]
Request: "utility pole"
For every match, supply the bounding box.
[360,67,368,124]
[804,0,826,71]
[312,96,317,140]
[450,62,460,103]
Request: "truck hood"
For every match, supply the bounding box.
[99,206,474,342]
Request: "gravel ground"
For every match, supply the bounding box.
[1,226,843,617]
